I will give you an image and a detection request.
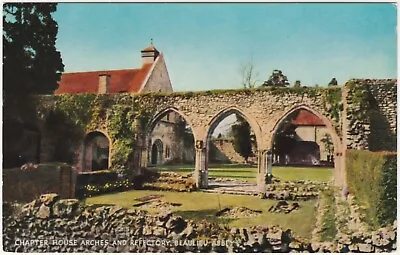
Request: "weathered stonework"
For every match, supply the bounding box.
[13,80,396,191]
[344,79,397,151]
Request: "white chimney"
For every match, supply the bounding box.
[98,73,110,94]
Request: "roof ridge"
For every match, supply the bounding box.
[62,67,148,75]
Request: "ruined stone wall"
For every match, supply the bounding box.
[3,195,397,253]
[210,140,257,164]
[344,79,397,151]
[3,164,75,202]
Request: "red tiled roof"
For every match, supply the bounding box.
[55,64,153,94]
[291,109,325,126]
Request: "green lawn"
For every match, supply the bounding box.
[153,164,333,183]
[86,189,317,239]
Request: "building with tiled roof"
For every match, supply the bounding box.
[290,109,331,163]
[55,43,173,94]
[291,109,325,126]
[55,43,187,171]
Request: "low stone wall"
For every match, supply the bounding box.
[2,163,76,202]
[3,194,397,253]
[143,172,196,192]
[261,180,330,200]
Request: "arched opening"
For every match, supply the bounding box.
[270,106,340,183]
[146,108,195,174]
[83,131,110,171]
[205,107,262,191]
[151,139,163,165]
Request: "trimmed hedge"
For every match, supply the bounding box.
[346,150,397,228]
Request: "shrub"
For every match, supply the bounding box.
[346,150,396,228]
[79,179,133,198]
[76,170,119,198]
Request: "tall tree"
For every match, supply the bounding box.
[3,3,64,167]
[261,69,290,87]
[231,114,253,163]
[3,3,64,99]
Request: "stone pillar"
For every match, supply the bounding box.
[257,149,273,192]
[194,140,208,188]
[257,150,266,192]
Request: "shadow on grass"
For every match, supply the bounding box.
[174,209,234,226]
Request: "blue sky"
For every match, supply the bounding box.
[54,3,397,92]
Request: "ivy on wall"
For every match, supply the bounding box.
[33,86,346,175]
[345,80,396,151]
[39,94,158,177]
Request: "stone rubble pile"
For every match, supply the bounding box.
[3,193,397,253]
[268,201,300,214]
[133,199,182,212]
[143,172,196,192]
[261,180,329,201]
[216,207,262,219]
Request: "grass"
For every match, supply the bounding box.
[153,164,333,183]
[86,189,317,239]
[320,189,337,241]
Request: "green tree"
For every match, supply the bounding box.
[3,3,64,98]
[293,80,301,88]
[328,77,338,86]
[231,114,253,163]
[3,3,64,167]
[320,133,334,161]
[261,69,290,87]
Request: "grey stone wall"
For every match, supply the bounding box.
[3,195,397,253]
[3,164,75,202]
[344,79,397,151]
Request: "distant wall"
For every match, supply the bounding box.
[3,163,76,202]
[210,139,256,164]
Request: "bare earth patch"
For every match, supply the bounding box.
[216,207,262,219]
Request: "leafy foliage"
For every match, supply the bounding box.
[328,78,338,86]
[320,134,334,160]
[293,80,301,88]
[346,150,397,228]
[231,115,253,162]
[261,69,290,87]
[3,3,64,97]
[346,81,396,151]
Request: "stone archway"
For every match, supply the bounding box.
[151,139,163,165]
[145,107,197,168]
[83,131,110,171]
[202,106,263,189]
[269,104,344,186]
